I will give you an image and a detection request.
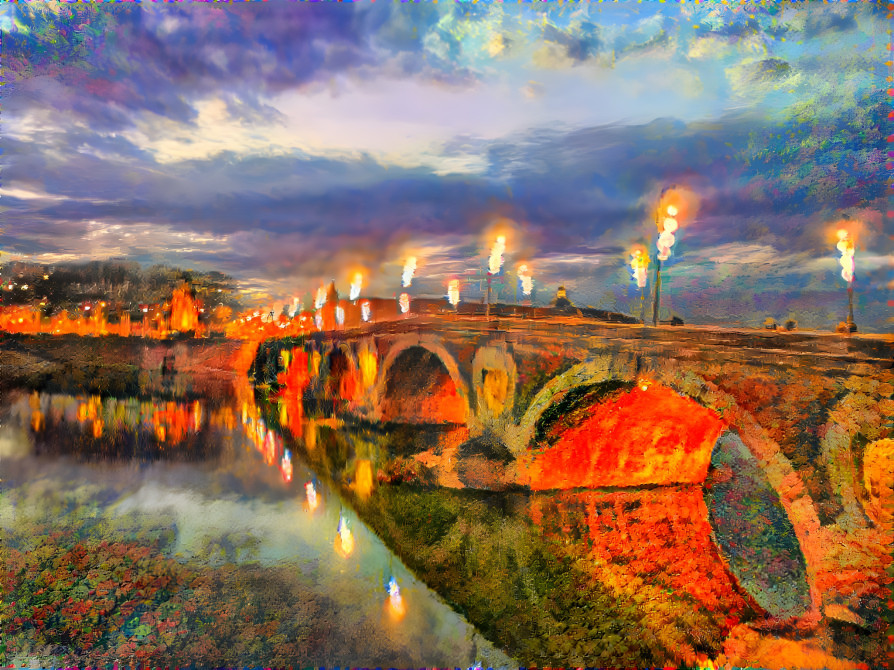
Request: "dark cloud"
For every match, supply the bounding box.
[5,3,468,131]
[9,92,886,301]
[748,58,792,83]
[804,11,857,38]
[541,21,603,63]
[707,17,763,40]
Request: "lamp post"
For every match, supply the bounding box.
[836,229,857,333]
[652,203,678,326]
[448,279,460,313]
[486,235,506,319]
[518,264,533,306]
[630,249,649,324]
[401,256,416,316]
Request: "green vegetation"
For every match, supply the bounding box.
[354,487,664,666]
[0,260,242,321]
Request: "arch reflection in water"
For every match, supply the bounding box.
[704,431,811,620]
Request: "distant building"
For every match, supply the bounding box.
[554,285,572,309]
[320,281,339,331]
[170,282,200,333]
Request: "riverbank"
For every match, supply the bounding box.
[0,333,245,399]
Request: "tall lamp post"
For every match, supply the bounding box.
[630,248,649,324]
[518,264,533,305]
[448,279,460,313]
[836,229,857,333]
[652,203,679,326]
[486,235,506,318]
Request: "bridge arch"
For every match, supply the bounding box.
[322,342,361,406]
[863,438,894,533]
[373,335,471,425]
[506,354,638,454]
[820,385,892,531]
[506,353,824,626]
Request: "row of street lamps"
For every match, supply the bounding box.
[302,186,859,331]
[630,186,859,331]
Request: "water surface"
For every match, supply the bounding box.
[0,389,514,668]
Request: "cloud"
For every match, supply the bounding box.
[5,3,472,133]
[3,2,890,331]
[804,11,857,38]
[747,58,792,83]
[541,21,603,64]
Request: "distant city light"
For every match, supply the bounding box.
[518,264,533,295]
[349,272,363,301]
[448,279,460,306]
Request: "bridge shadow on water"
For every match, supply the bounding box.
[252,384,818,668]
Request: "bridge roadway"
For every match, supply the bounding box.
[254,314,894,630]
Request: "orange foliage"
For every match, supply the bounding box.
[520,385,725,489]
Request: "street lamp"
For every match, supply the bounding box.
[448,279,460,312]
[486,235,506,318]
[517,264,533,305]
[651,203,678,326]
[650,186,697,326]
[349,272,363,301]
[836,229,857,333]
[629,248,649,324]
[402,257,416,288]
[400,256,416,316]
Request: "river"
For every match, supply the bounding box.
[2,365,820,668]
[0,387,515,668]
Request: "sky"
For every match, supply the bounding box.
[2,1,891,331]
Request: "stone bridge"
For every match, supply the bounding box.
[253,315,894,627]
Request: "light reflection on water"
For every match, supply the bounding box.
[0,388,514,668]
